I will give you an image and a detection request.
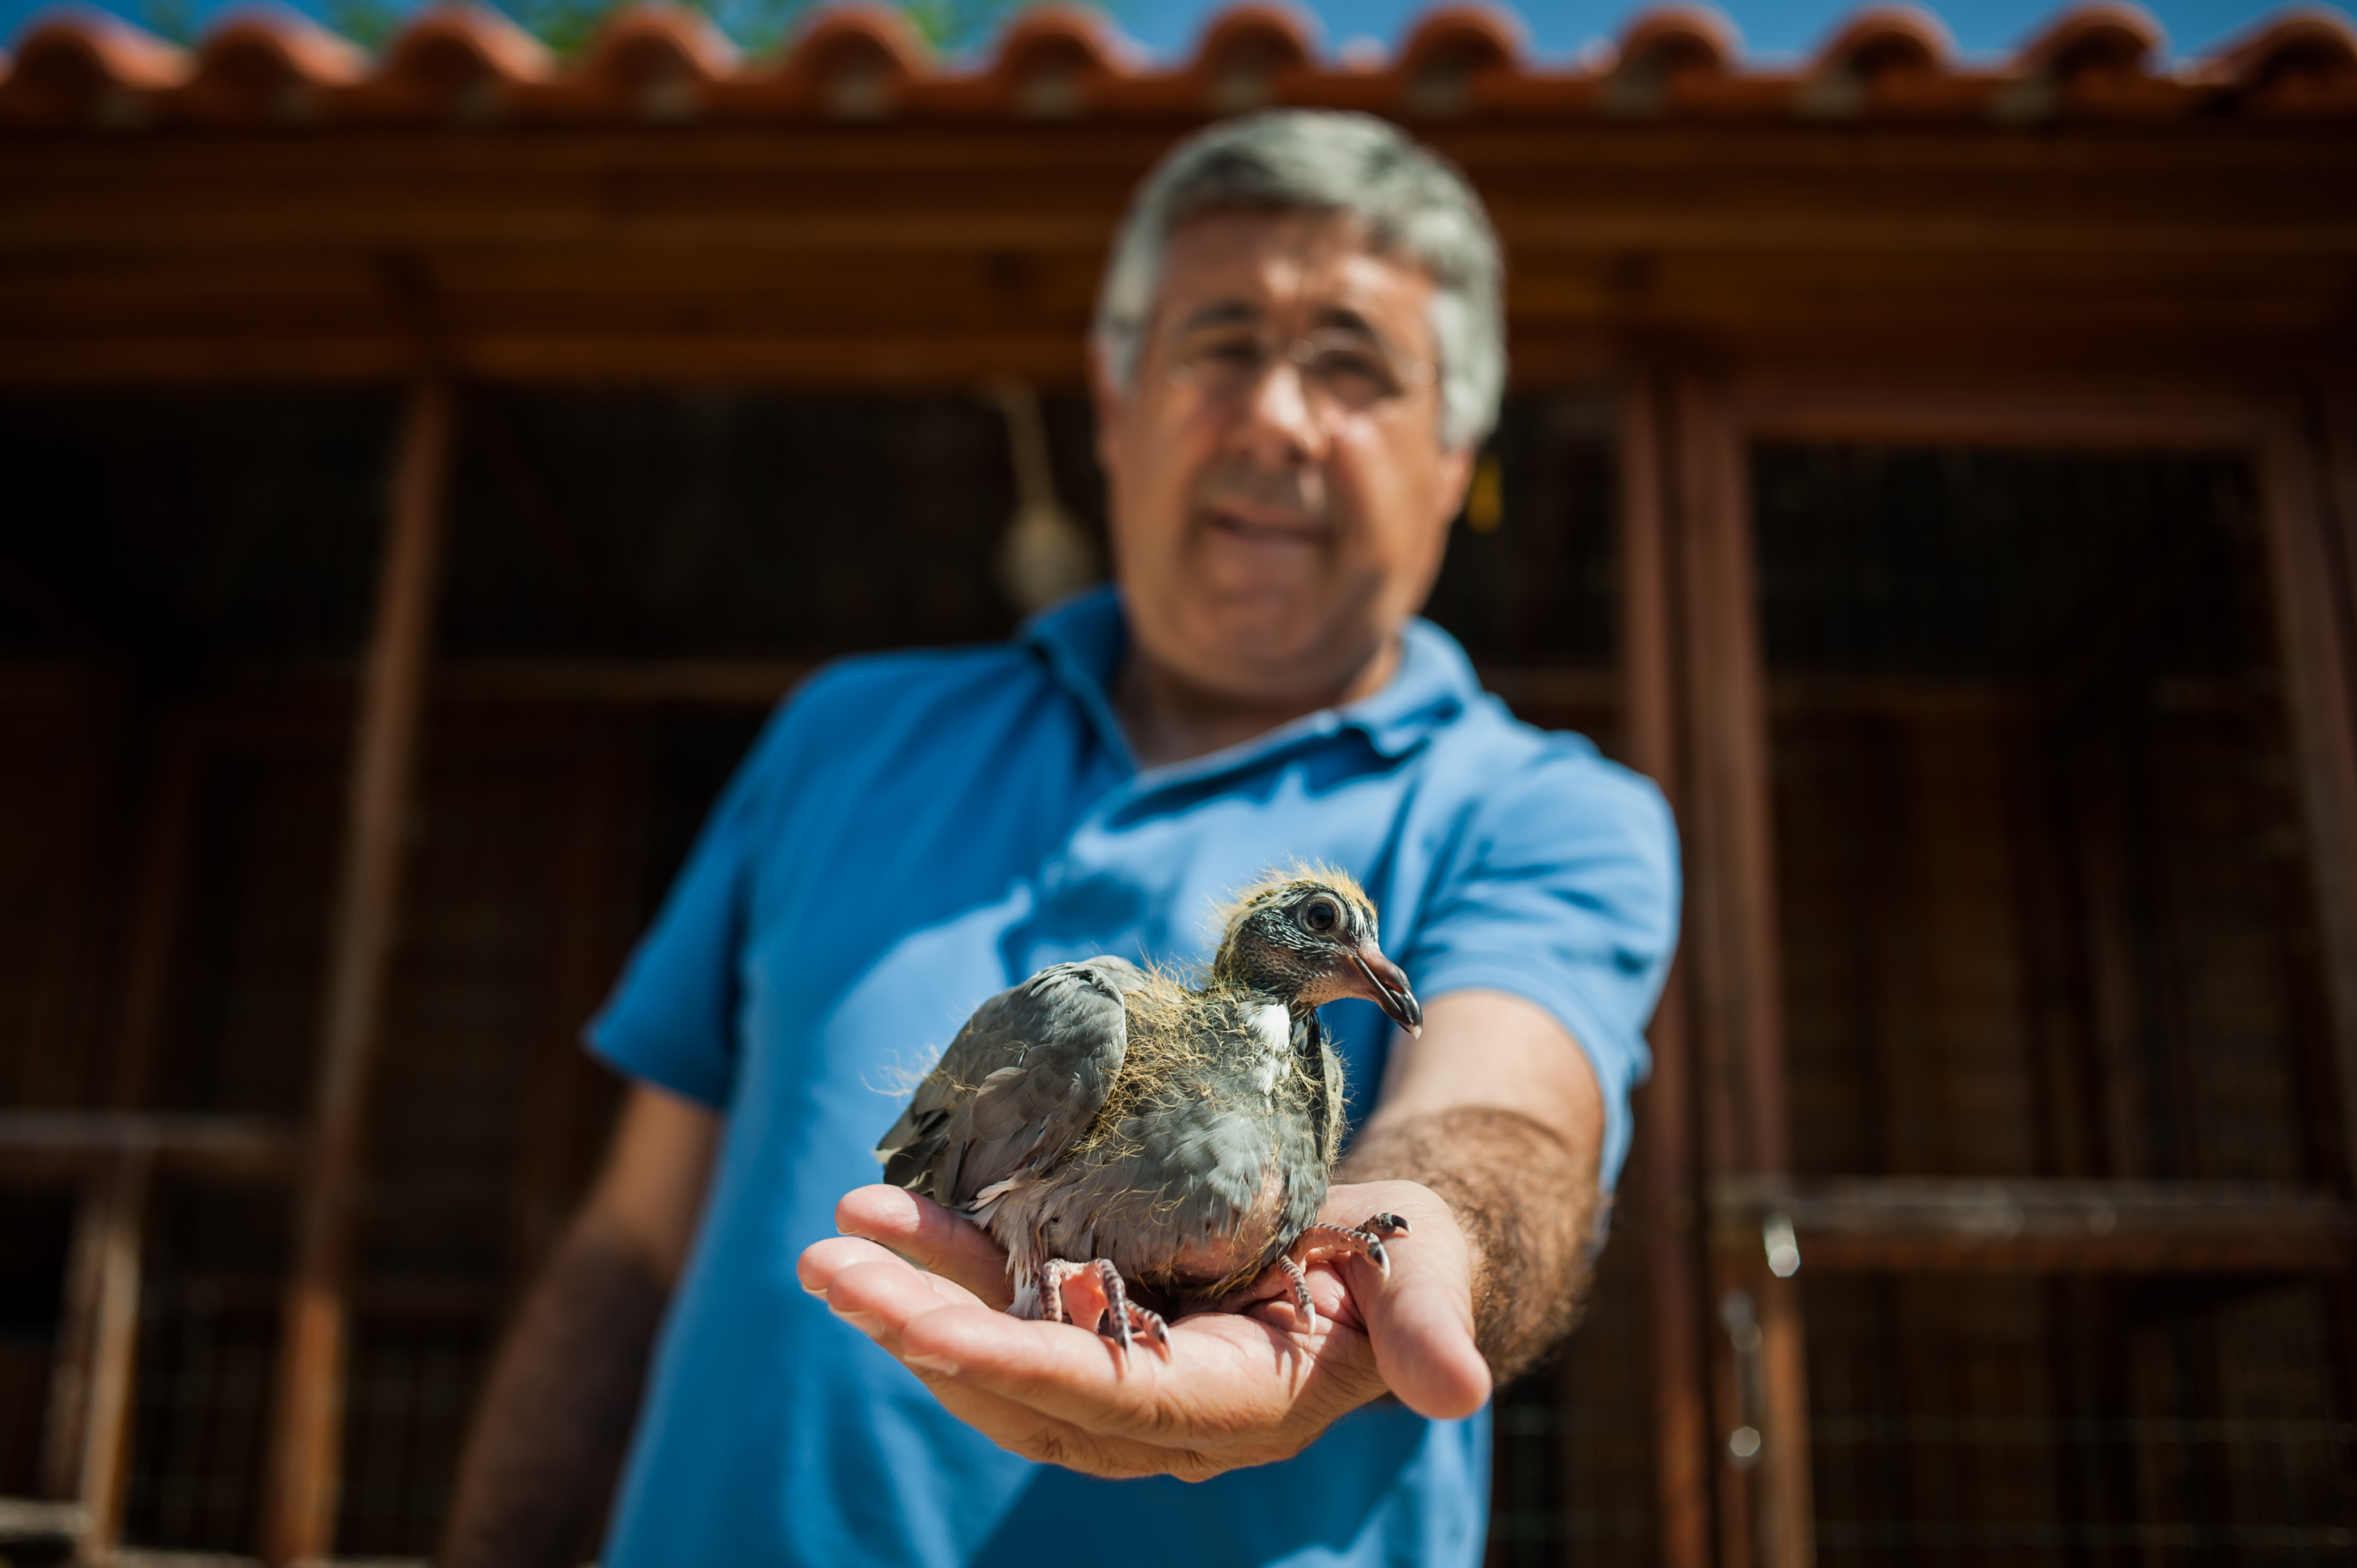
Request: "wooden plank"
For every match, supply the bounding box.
[433,657,817,707]
[1675,375,1756,1568]
[2254,400,2357,1199]
[39,1171,104,1507]
[0,119,2349,390]
[268,657,1610,711]
[1678,377,1792,1178]
[1711,1177,2357,1271]
[76,1147,151,1560]
[262,378,452,1568]
[1618,373,1712,1568]
[1754,1274,1814,1568]
[1640,986,1713,1568]
[0,1113,303,1175]
[1731,377,2271,449]
[2325,388,2357,654]
[1674,374,1813,1567]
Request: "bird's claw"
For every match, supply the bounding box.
[1295,1213,1412,1279]
[1276,1255,1318,1336]
[1040,1257,1170,1364]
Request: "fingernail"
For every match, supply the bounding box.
[905,1352,961,1377]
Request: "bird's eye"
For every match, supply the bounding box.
[1302,897,1340,935]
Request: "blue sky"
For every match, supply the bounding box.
[2,0,2331,68]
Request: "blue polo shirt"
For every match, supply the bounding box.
[590,587,1679,1568]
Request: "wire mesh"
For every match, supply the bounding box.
[0,1190,72,1499]
[1755,442,2355,1558]
[123,1178,290,1552]
[1422,395,1619,670]
[1486,1207,1659,1567]
[1757,444,2341,1186]
[1806,1273,2357,1565]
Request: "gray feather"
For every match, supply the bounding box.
[875,958,1145,1208]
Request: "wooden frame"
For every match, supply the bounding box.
[263,378,453,1567]
[1663,371,2357,1568]
[1622,375,1715,1568]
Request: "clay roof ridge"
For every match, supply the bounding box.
[0,0,2351,125]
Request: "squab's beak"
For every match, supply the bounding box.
[1350,945,1424,1038]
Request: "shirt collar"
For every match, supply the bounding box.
[1021,585,1483,785]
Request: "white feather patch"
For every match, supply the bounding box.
[1249,1003,1289,1099]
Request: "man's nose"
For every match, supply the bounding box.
[1230,354,1329,464]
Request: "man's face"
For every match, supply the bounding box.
[1094,209,1475,707]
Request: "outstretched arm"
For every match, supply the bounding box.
[802,987,1604,1479]
[440,1084,718,1568]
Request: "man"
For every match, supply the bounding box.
[442,109,1677,1568]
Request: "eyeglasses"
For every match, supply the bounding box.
[1163,326,1436,415]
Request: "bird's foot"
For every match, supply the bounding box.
[1039,1257,1170,1364]
[1291,1214,1412,1279]
[1276,1255,1318,1337]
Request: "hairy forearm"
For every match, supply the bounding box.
[439,1227,670,1568]
[1340,1106,1599,1384]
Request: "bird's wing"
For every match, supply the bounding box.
[875,957,1144,1210]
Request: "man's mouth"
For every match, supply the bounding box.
[1203,504,1326,547]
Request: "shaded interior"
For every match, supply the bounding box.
[1759,443,2357,1560]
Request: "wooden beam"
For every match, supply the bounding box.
[1711,1177,2357,1271]
[0,1113,302,1177]
[262,377,453,1567]
[433,657,815,707]
[1728,378,2275,449]
[210,657,1614,712]
[1676,378,1791,1178]
[1618,373,1713,1568]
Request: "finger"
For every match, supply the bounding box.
[908,1355,1228,1480]
[819,1254,991,1352]
[821,1263,1233,1479]
[895,1294,1378,1452]
[835,1185,1014,1308]
[799,1235,991,1314]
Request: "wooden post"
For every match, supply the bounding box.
[2254,401,2357,1198]
[60,1144,154,1559]
[40,733,196,1527]
[262,378,453,1566]
[1621,373,1713,1568]
[1673,378,1814,1568]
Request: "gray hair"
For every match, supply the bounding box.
[1092,109,1506,453]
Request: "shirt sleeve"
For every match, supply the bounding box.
[585,705,796,1110]
[1407,738,1682,1190]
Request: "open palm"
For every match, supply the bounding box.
[797,1178,1491,1480]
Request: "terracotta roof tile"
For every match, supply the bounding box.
[2206,5,2357,113]
[1,0,2351,127]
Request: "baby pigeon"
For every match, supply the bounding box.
[875,868,1423,1358]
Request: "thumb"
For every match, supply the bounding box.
[1360,1258,1492,1421]
[1338,1189,1491,1419]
